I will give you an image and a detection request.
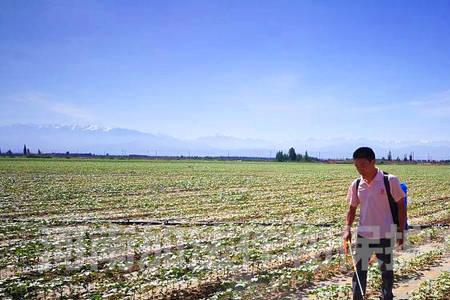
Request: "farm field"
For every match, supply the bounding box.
[0,158,449,299]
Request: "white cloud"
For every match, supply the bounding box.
[10,92,95,121]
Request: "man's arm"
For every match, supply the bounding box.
[343,205,357,241]
[397,197,407,247]
[388,176,406,231]
[398,197,406,231]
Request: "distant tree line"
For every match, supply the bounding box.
[0,145,443,163]
[381,150,415,163]
[0,144,45,157]
[275,147,318,162]
[275,148,422,163]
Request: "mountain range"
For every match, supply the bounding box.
[0,124,449,160]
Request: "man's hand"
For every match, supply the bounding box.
[342,226,352,254]
[397,237,404,250]
[343,226,352,242]
[343,205,356,255]
[396,230,405,250]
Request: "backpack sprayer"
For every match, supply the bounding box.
[400,182,409,230]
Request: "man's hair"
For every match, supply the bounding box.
[353,147,376,161]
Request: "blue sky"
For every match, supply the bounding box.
[1,0,450,143]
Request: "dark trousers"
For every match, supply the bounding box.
[352,235,394,300]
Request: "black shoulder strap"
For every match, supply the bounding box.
[355,178,361,200]
[382,171,399,226]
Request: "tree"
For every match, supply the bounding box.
[288,147,297,161]
[38,149,41,155]
[23,144,27,156]
[304,150,309,161]
[409,153,413,162]
[387,151,392,161]
[6,150,13,156]
[296,153,303,161]
[275,151,285,162]
[403,154,408,162]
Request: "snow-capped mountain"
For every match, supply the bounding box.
[0,124,276,157]
[0,124,449,160]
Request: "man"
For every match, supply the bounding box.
[343,147,406,300]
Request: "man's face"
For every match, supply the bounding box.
[354,158,374,175]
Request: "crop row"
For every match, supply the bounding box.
[411,271,450,300]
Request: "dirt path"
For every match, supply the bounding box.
[303,241,449,299]
[394,254,450,300]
